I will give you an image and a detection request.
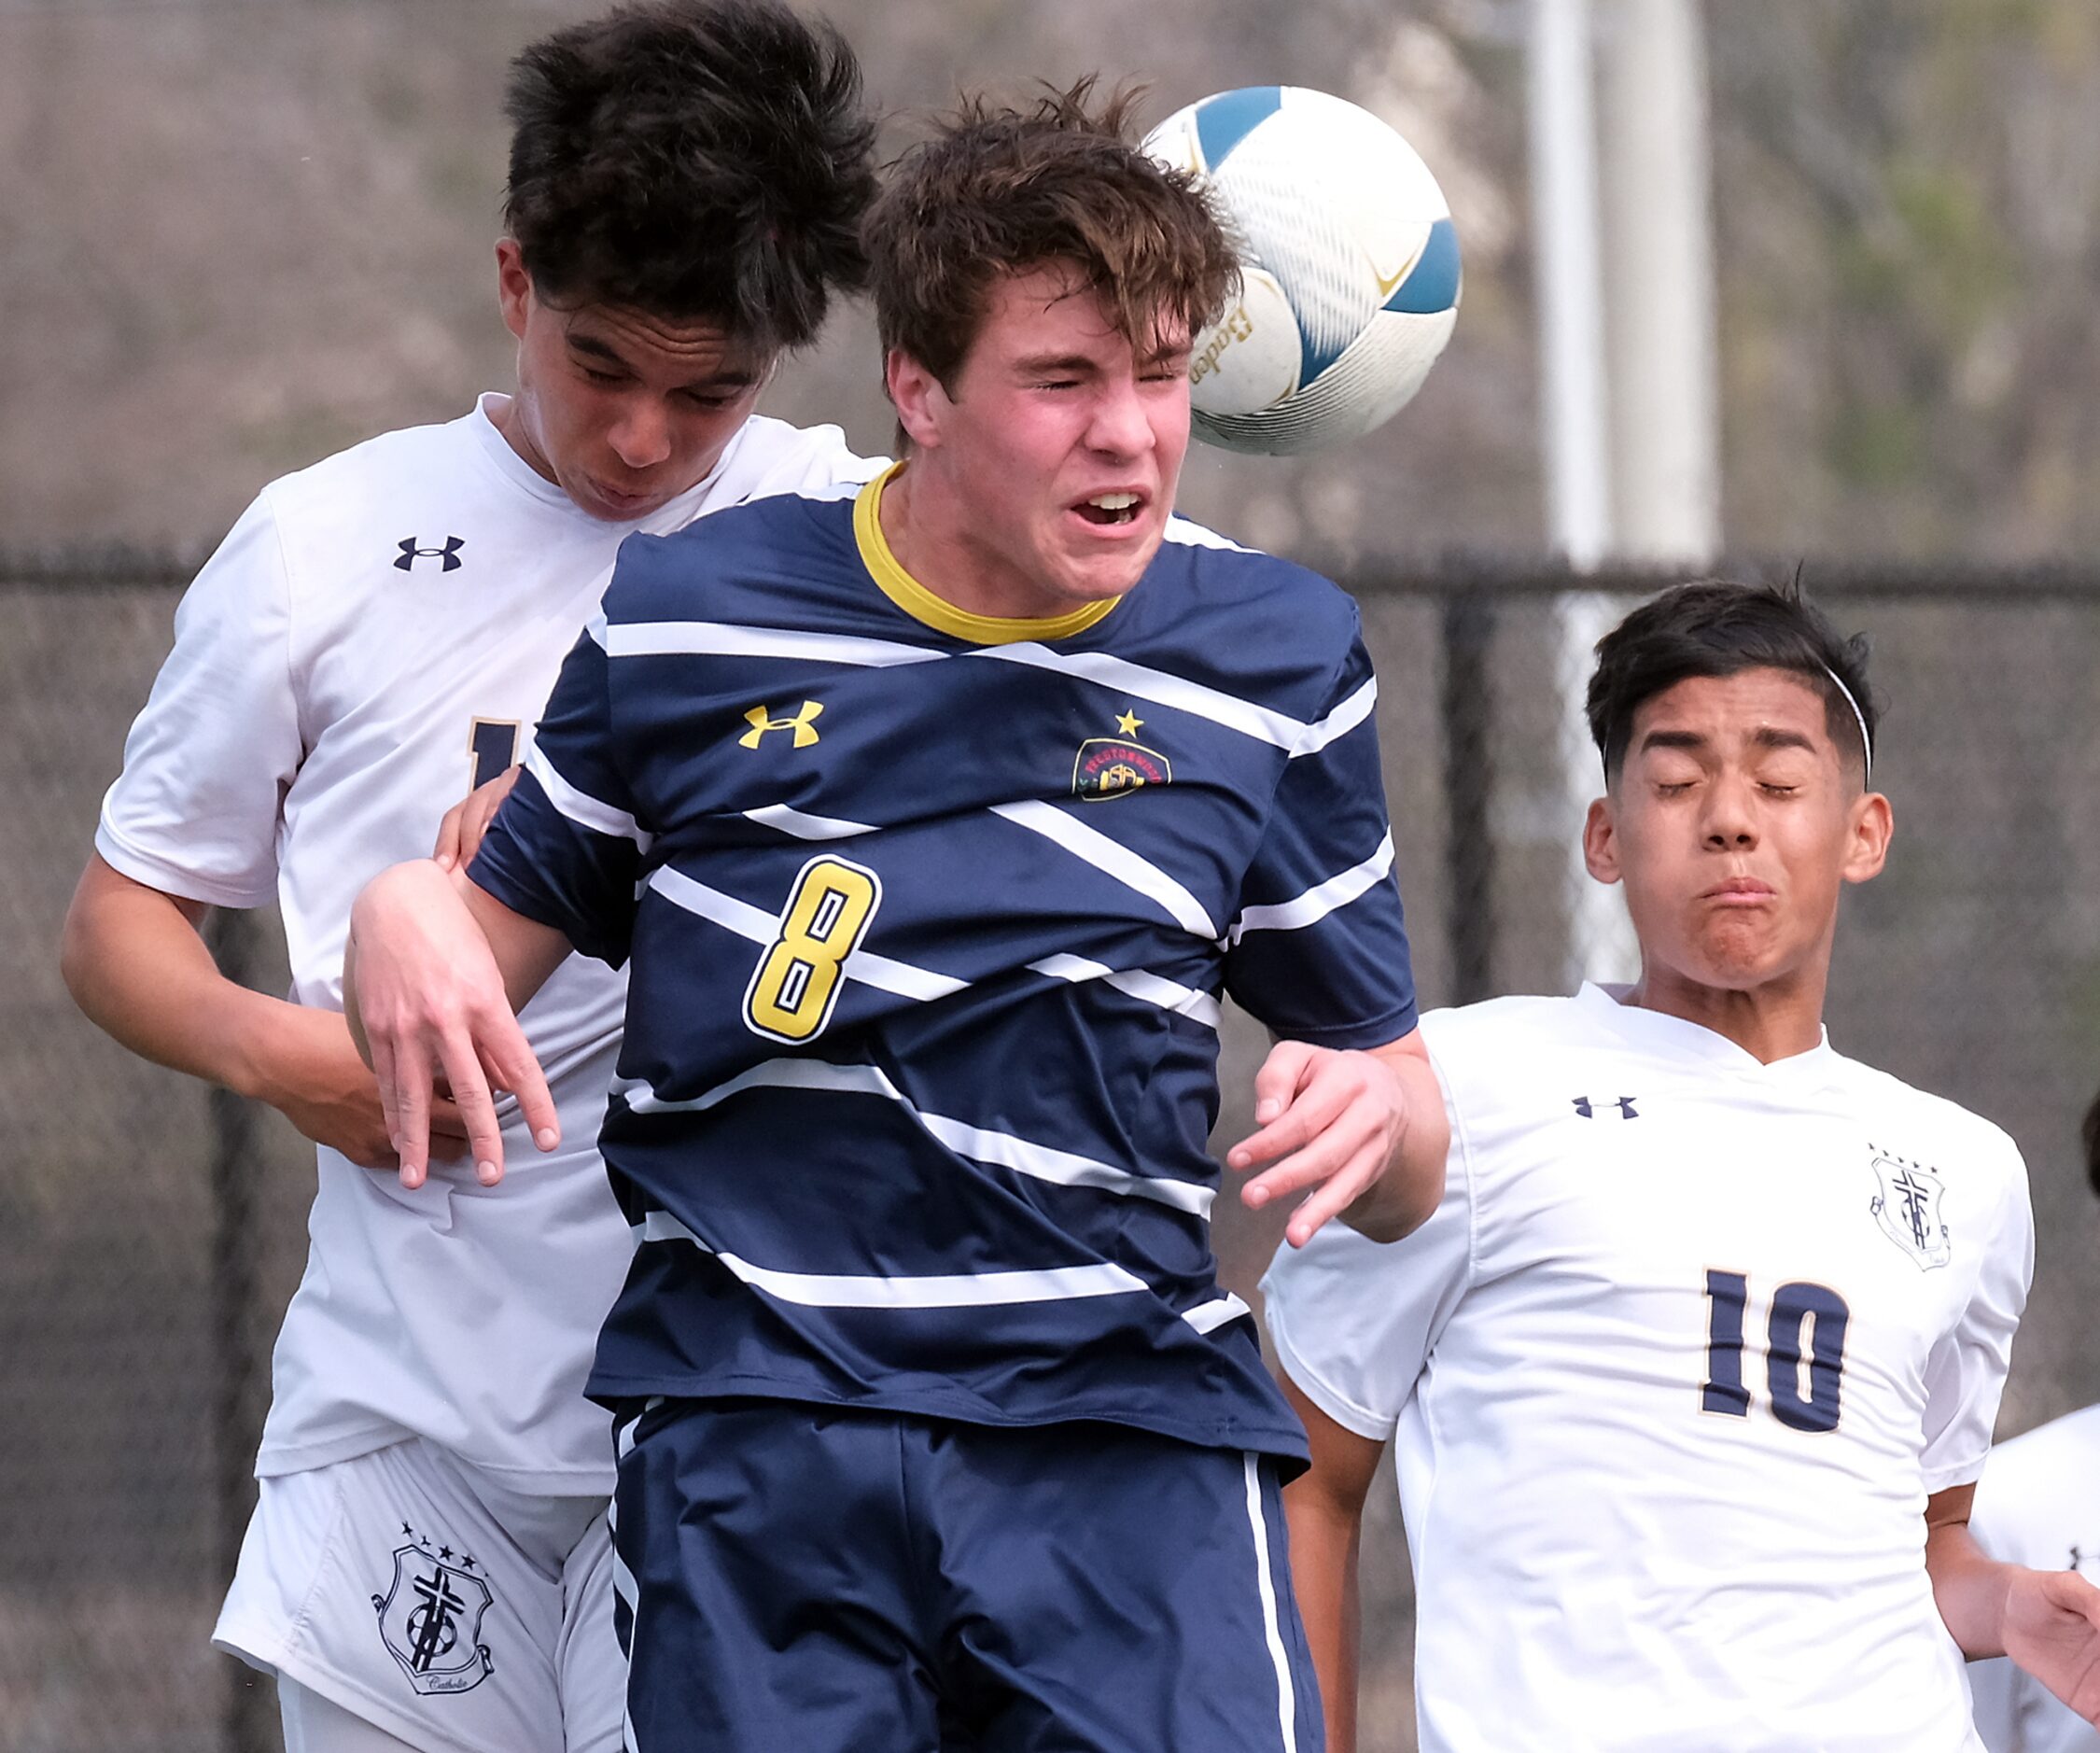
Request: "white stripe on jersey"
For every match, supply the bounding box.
[606,620,945,669]
[992,800,1220,941]
[646,865,966,1003]
[525,744,652,849]
[613,1059,1213,1217]
[976,642,1309,750]
[636,1209,1151,1309]
[1161,514,1251,554]
[1227,831,1396,946]
[595,598,1371,764]
[1292,677,1378,758]
[1183,1294,1253,1334]
[1242,1453,1303,1753]
[742,802,876,840]
[1028,952,1223,1031]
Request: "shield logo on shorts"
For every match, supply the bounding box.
[1868,1148,1952,1271]
[372,1542,495,1695]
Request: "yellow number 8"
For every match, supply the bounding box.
[742,856,883,1044]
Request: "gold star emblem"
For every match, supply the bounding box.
[1115,708,1143,737]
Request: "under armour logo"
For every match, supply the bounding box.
[395,536,465,572]
[1573,1095,1640,1119]
[738,700,823,750]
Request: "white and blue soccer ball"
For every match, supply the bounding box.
[1144,85,1462,456]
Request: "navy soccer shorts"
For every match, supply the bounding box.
[608,1398,1323,1752]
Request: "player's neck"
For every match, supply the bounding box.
[1621,962,1829,1064]
[878,459,1089,625]
[485,392,559,487]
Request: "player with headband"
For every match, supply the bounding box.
[1264,578,2100,1750]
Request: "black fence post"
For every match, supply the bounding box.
[205,907,274,1753]
[1439,593,1497,1005]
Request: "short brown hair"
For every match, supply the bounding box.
[866,79,1238,391]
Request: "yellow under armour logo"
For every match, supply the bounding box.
[738,700,823,750]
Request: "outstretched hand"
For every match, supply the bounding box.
[345,860,559,1189]
[2005,1565,2100,1723]
[1227,1034,1446,1247]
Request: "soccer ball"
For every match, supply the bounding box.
[1143,86,1462,456]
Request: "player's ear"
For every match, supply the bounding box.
[1582,794,1623,886]
[886,347,949,453]
[1841,790,1893,886]
[497,239,533,344]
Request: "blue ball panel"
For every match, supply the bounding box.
[1382,217,1462,315]
[1194,86,1283,170]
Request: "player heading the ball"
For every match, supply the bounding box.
[1265,579,2100,1752]
[347,80,1448,1751]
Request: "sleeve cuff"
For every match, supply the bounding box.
[1275,996,1421,1052]
[94,819,277,911]
[1921,1448,1990,1496]
[1264,1297,1398,1443]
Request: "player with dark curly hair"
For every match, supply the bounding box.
[63,6,877,1748]
[346,81,1447,1751]
[1267,579,2100,1752]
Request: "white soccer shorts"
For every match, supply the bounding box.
[214,1437,623,1753]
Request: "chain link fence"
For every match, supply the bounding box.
[6,550,2099,1753]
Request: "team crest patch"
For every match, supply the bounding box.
[372,1524,495,1696]
[1073,713,1171,802]
[1868,1146,1952,1271]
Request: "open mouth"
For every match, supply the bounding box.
[1074,491,1143,527]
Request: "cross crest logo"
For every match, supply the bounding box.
[739,700,823,750]
[372,1533,496,1696]
[1073,709,1170,802]
[394,536,465,572]
[1868,1146,1952,1271]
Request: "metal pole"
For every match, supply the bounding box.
[1529,0,1636,988]
[1529,0,1614,568]
[1598,0,1722,564]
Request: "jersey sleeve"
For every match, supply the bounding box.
[707,416,885,509]
[1260,1053,1473,1439]
[1223,618,1417,1047]
[1919,1154,2035,1494]
[469,618,645,968]
[94,493,304,908]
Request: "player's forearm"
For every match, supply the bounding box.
[1283,1485,1365,1753]
[61,854,292,1101]
[1928,1520,2018,1659]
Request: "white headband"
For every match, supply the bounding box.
[1822,665,1873,783]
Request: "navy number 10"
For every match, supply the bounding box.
[1702,1269,1850,1434]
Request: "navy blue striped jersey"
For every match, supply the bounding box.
[470,466,1418,1464]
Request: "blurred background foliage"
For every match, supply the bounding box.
[6,0,2099,561]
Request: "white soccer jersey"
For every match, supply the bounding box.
[1968,1406,2100,1752]
[1264,983,2034,1753]
[98,397,880,1492]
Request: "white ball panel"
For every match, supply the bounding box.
[1188,269,1304,416]
[1193,307,1458,456]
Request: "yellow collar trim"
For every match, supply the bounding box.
[853,464,1120,645]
